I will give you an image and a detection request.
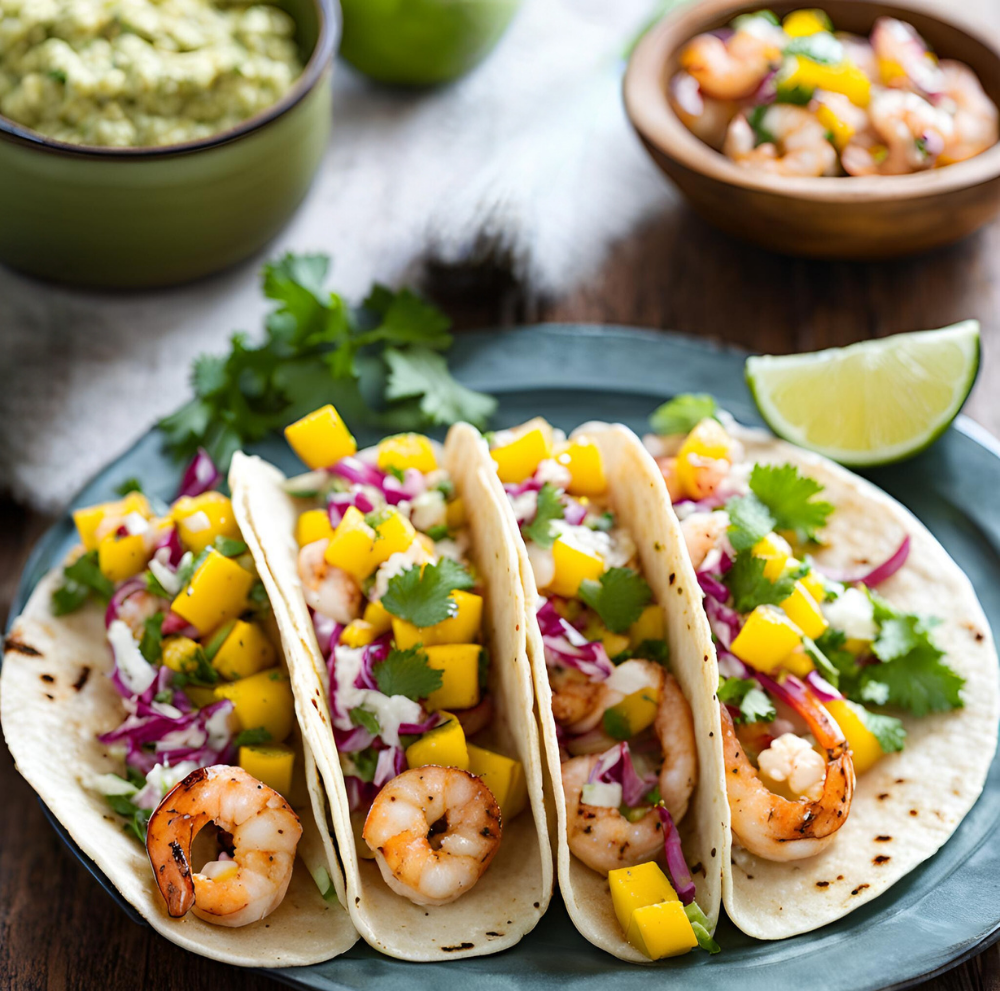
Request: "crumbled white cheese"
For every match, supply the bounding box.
[410,490,447,532]
[369,542,433,602]
[148,556,182,596]
[535,458,572,489]
[822,587,876,641]
[122,511,149,535]
[606,659,659,696]
[182,510,211,533]
[581,781,623,808]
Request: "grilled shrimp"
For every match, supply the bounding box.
[669,71,739,151]
[680,22,784,101]
[145,765,302,927]
[297,538,362,625]
[679,511,730,572]
[654,671,698,824]
[725,105,839,176]
[721,698,855,862]
[363,766,501,906]
[937,60,999,164]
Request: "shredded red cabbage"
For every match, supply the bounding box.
[817,536,911,588]
[330,456,384,488]
[657,805,696,905]
[312,613,342,658]
[588,742,657,807]
[374,747,406,787]
[504,477,544,499]
[105,577,158,629]
[537,600,613,681]
[704,595,742,649]
[175,448,221,499]
[328,491,375,526]
[345,776,380,814]
[334,725,375,751]
[398,713,444,735]
[697,571,729,603]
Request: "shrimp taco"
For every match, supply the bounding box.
[230,404,553,961]
[645,398,1000,939]
[1,457,358,966]
[484,418,727,963]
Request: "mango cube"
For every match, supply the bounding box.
[215,668,295,743]
[239,743,295,797]
[626,901,699,960]
[162,635,201,673]
[781,582,828,640]
[609,862,679,934]
[211,620,276,681]
[824,699,884,774]
[445,497,466,529]
[377,434,437,474]
[782,8,831,35]
[800,569,827,604]
[391,590,483,648]
[98,532,150,583]
[171,492,241,554]
[816,101,856,151]
[323,506,378,581]
[491,422,553,484]
[601,628,631,659]
[340,619,378,649]
[467,744,527,821]
[171,548,255,635]
[363,598,393,636]
[405,713,469,770]
[730,605,802,672]
[369,510,417,569]
[753,532,794,582]
[185,686,218,709]
[604,687,661,739]
[781,646,815,678]
[557,437,607,497]
[675,420,732,499]
[284,404,356,470]
[297,508,334,547]
[780,55,871,107]
[547,538,604,597]
[630,604,665,647]
[423,644,482,711]
[73,492,152,551]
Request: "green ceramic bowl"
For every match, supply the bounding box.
[0,0,340,289]
[340,0,521,86]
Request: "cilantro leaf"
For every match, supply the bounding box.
[51,580,91,616]
[171,646,219,688]
[521,483,565,549]
[726,492,776,552]
[578,567,652,634]
[616,638,670,666]
[718,676,775,723]
[384,347,496,429]
[213,535,248,557]
[425,524,450,541]
[380,559,474,628]
[649,394,718,435]
[373,647,443,701]
[114,478,144,496]
[802,636,840,687]
[685,903,722,955]
[851,703,906,753]
[139,613,164,665]
[349,707,381,736]
[350,746,380,782]
[106,794,151,843]
[724,551,795,614]
[145,570,172,599]
[748,463,834,542]
[360,286,453,350]
[234,727,273,747]
[51,550,114,614]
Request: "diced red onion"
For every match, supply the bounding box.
[331,456,385,488]
[751,68,777,105]
[816,536,910,588]
[327,491,375,527]
[374,747,406,787]
[705,596,742,649]
[398,713,445,736]
[804,670,842,702]
[334,725,375,752]
[153,526,185,567]
[658,805,696,905]
[105,577,153,629]
[161,612,198,637]
[670,71,704,116]
[175,448,221,499]
[345,776,380,814]
[563,500,587,526]
[504,478,544,498]
[697,571,729,603]
[587,742,657,808]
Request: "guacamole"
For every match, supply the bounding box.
[0,0,303,148]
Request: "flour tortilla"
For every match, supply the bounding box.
[230,427,553,962]
[707,425,1000,939]
[1,570,359,967]
[498,421,727,963]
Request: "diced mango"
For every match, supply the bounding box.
[604,687,660,739]
[845,637,872,655]
[391,590,484,648]
[215,668,295,743]
[491,422,553,484]
[781,582,828,640]
[239,743,295,797]
[172,492,241,554]
[547,538,604,597]
[753,532,793,582]
[781,55,871,107]
[445,497,466,528]
[185,686,218,709]
[556,437,607,497]
[816,101,856,151]
[423,644,481,712]
[404,713,469,770]
[369,510,417,569]
[98,532,150,583]
[824,699,884,774]
[609,862,679,934]
[211,620,276,681]
[626,901,699,959]
[800,569,827,604]
[782,8,832,36]
[630,604,665,647]
[284,404,357,470]
[363,598,393,636]
[162,635,201,673]
[323,506,378,582]
[467,744,527,821]
[296,508,334,547]
[601,628,631,659]
[340,619,378,649]
[730,605,802,672]
[73,492,152,551]
[781,646,816,678]
[675,418,732,501]
[171,548,255,635]
[377,434,437,474]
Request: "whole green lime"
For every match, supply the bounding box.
[339,0,522,86]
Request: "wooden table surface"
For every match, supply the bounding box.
[5,20,1000,991]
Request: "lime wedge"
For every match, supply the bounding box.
[745,321,980,467]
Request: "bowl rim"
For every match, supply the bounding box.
[624,0,1000,202]
[0,0,341,160]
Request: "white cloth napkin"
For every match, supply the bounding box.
[0,0,673,512]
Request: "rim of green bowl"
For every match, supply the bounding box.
[0,0,340,160]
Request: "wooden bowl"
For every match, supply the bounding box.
[624,0,1000,258]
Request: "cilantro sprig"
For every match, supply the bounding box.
[578,567,652,634]
[381,559,474,628]
[723,552,795,614]
[649,393,718,435]
[51,550,115,616]
[160,253,496,468]
[718,676,775,723]
[521,483,565,549]
[373,647,443,701]
[746,463,834,543]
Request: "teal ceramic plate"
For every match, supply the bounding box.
[9,326,1000,990]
